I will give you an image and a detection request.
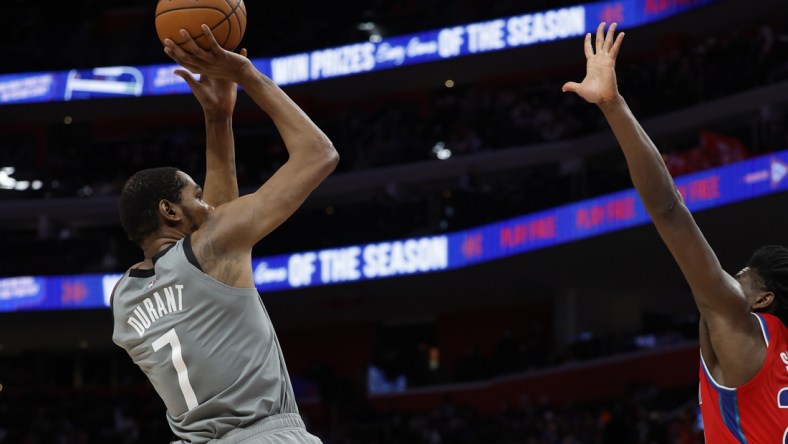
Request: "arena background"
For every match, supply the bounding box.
[0,0,787,442]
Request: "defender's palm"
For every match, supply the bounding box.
[563,22,625,105]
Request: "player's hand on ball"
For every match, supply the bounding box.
[175,70,238,117]
[164,25,252,83]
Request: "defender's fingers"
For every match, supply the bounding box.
[583,33,593,59]
[595,22,606,54]
[604,22,618,53]
[609,32,625,59]
[562,81,581,93]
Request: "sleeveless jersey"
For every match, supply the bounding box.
[699,312,788,443]
[111,238,299,443]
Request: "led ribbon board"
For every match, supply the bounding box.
[1,148,785,312]
[0,0,715,105]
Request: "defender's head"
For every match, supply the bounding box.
[119,167,213,248]
[738,245,788,325]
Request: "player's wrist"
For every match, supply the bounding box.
[234,61,260,87]
[597,93,625,112]
[204,113,233,124]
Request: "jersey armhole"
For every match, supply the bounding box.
[701,314,771,393]
[108,274,125,310]
[184,236,204,272]
[752,312,770,348]
[109,268,134,310]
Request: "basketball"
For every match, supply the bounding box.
[155,0,247,51]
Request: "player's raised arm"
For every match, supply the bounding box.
[174,64,241,208]
[163,26,338,284]
[225,67,338,245]
[562,23,765,386]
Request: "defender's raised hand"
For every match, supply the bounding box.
[562,22,625,105]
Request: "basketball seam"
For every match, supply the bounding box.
[155,6,228,45]
[155,2,243,47]
[238,1,247,34]
[227,0,243,47]
[155,6,227,19]
[219,0,242,48]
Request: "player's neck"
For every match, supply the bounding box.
[142,232,184,261]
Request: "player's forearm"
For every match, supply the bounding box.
[601,96,741,314]
[203,116,239,207]
[598,95,681,216]
[237,66,337,165]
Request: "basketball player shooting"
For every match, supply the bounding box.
[111,25,337,443]
[564,22,788,441]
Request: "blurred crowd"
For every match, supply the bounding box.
[0,317,697,444]
[0,382,704,444]
[3,12,787,200]
[330,384,703,444]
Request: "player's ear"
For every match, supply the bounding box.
[159,199,181,223]
[753,291,775,310]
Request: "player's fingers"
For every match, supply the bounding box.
[604,22,617,53]
[173,69,198,88]
[164,48,202,74]
[163,39,190,61]
[595,22,606,54]
[583,33,593,59]
[609,32,625,59]
[178,29,205,55]
[200,24,222,53]
[562,81,581,93]
[163,45,191,68]
[240,48,248,58]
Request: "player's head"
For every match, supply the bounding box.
[119,167,213,247]
[738,245,788,325]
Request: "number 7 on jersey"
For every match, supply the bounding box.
[153,328,199,411]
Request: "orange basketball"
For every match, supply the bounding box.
[155,0,247,51]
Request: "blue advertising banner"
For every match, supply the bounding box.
[1,147,784,312]
[0,0,716,105]
[248,151,788,293]
[0,273,122,313]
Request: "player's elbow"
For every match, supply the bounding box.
[317,140,340,175]
[650,191,687,222]
[304,137,339,178]
[325,142,340,171]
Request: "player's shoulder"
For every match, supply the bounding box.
[753,312,788,344]
[111,261,153,301]
[128,261,146,271]
[109,265,139,309]
[756,312,783,326]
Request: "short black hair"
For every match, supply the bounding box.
[747,245,788,325]
[119,167,185,246]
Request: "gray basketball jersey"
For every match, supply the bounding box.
[111,238,299,443]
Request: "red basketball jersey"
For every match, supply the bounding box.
[699,313,788,443]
